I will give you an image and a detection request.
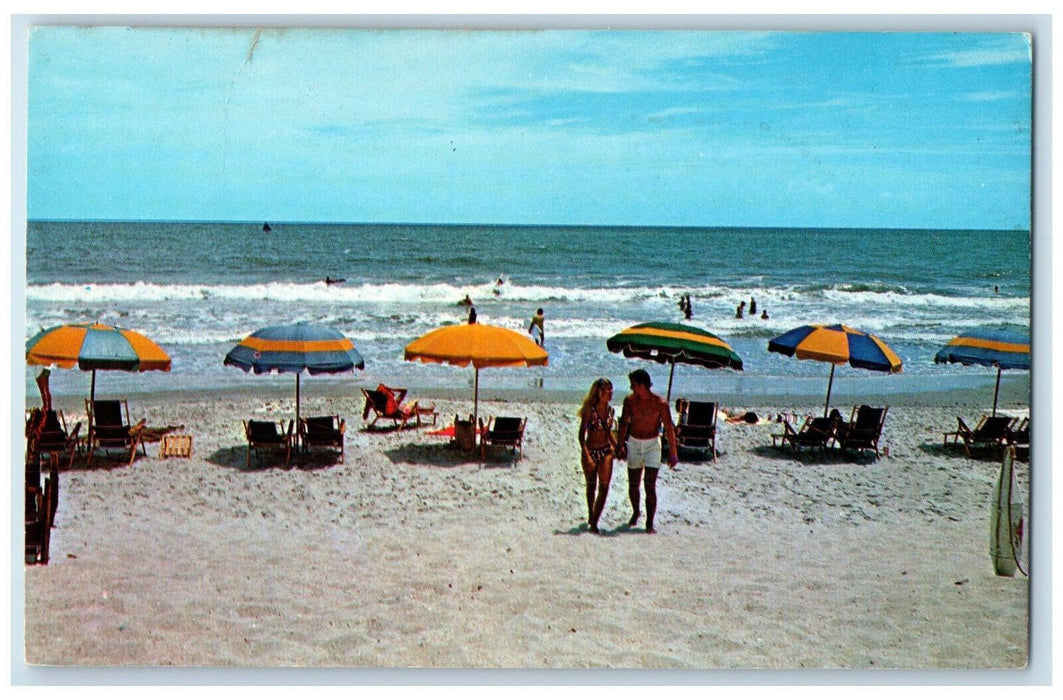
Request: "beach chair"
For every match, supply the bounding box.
[673,399,719,460]
[837,405,888,458]
[943,414,1015,458]
[299,415,346,463]
[86,399,146,467]
[1007,417,1029,447]
[478,416,527,463]
[773,414,839,452]
[1007,417,1030,460]
[25,456,58,565]
[244,419,294,469]
[361,384,435,429]
[34,409,82,470]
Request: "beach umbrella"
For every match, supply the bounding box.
[606,321,743,403]
[25,322,172,401]
[404,322,548,425]
[767,323,902,416]
[934,327,1030,416]
[223,321,365,430]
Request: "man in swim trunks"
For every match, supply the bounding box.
[616,368,678,534]
[528,308,545,346]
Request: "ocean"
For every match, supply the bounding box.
[24,221,1031,401]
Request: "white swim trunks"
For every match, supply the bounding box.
[626,436,661,470]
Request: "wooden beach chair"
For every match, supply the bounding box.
[837,405,888,458]
[1007,416,1030,460]
[943,414,1015,458]
[34,409,82,470]
[673,399,719,460]
[25,454,58,565]
[773,414,839,452]
[478,416,527,464]
[86,399,146,467]
[244,419,294,469]
[299,415,346,463]
[361,384,435,429]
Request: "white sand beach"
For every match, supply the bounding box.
[22,386,1030,670]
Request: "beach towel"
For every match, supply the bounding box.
[376,384,400,415]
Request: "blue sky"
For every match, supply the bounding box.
[26,28,1032,229]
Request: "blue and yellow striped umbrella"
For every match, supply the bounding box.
[768,324,902,415]
[934,327,1029,415]
[26,322,171,401]
[224,322,365,427]
[607,321,743,403]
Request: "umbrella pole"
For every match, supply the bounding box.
[666,360,676,405]
[296,373,301,443]
[824,364,836,417]
[992,366,1002,417]
[473,367,480,427]
[90,369,97,403]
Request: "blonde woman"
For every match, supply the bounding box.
[578,378,617,534]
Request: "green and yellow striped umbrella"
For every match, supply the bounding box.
[606,321,743,402]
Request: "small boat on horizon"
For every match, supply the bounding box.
[262,222,272,232]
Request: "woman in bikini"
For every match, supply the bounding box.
[578,378,617,534]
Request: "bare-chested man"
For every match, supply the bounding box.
[615,368,678,533]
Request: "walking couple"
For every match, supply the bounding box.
[578,369,678,534]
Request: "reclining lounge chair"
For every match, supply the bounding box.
[86,399,146,467]
[361,384,436,430]
[837,405,888,458]
[943,414,1015,458]
[773,414,839,452]
[478,416,527,464]
[299,415,346,463]
[244,419,294,469]
[673,399,719,460]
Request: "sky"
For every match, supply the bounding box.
[25,27,1033,229]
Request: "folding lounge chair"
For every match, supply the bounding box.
[478,416,527,463]
[837,405,888,458]
[86,399,146,466]
[35,410,82,470]
[1007,417,1029,447]
[943,414,1015,458]
[244,419,294,468]
[774,414,839,452]
[299,415,346,463]
[673,399,719,460]
[361,385,434,429]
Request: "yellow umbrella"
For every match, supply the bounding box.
[404,322,548,424]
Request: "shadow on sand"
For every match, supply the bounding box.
[206,445,341,472]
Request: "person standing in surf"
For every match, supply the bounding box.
[616,369,678,534]
[528,308,545,346]
[578,378,617,534]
